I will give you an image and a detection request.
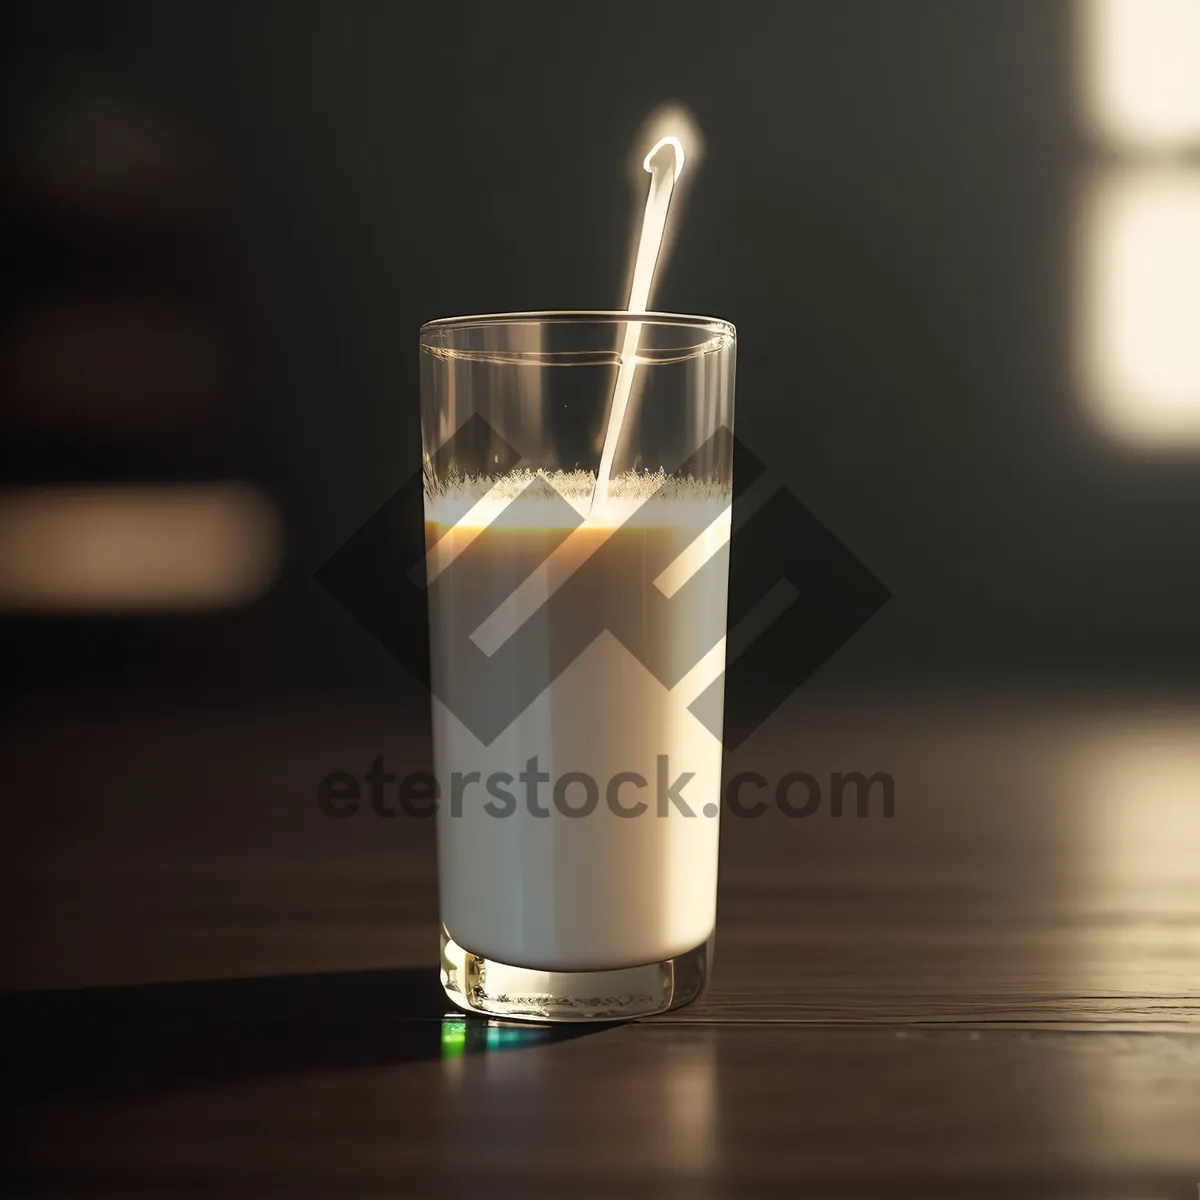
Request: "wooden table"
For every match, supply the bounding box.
[2,688,1198,1196]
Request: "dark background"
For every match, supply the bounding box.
[3,10,1200,1193]
[1,0,1197,705]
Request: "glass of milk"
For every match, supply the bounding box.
[420,311,736,1021]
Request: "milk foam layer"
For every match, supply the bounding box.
[425,468,730,525]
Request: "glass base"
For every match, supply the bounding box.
[439,925,712,1023]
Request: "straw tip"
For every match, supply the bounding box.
[643,136,685,178]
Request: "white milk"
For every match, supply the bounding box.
[426,472,730,971]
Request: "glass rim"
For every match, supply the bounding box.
[420,310,735,336]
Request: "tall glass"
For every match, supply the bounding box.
[419,311,736,1021]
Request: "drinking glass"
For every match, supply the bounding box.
[420,311,736,1021]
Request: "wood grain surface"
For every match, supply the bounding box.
[2,688,1198,1196]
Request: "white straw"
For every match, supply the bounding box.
[590,136,685,516]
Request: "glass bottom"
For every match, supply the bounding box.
[439,925,712,1022]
